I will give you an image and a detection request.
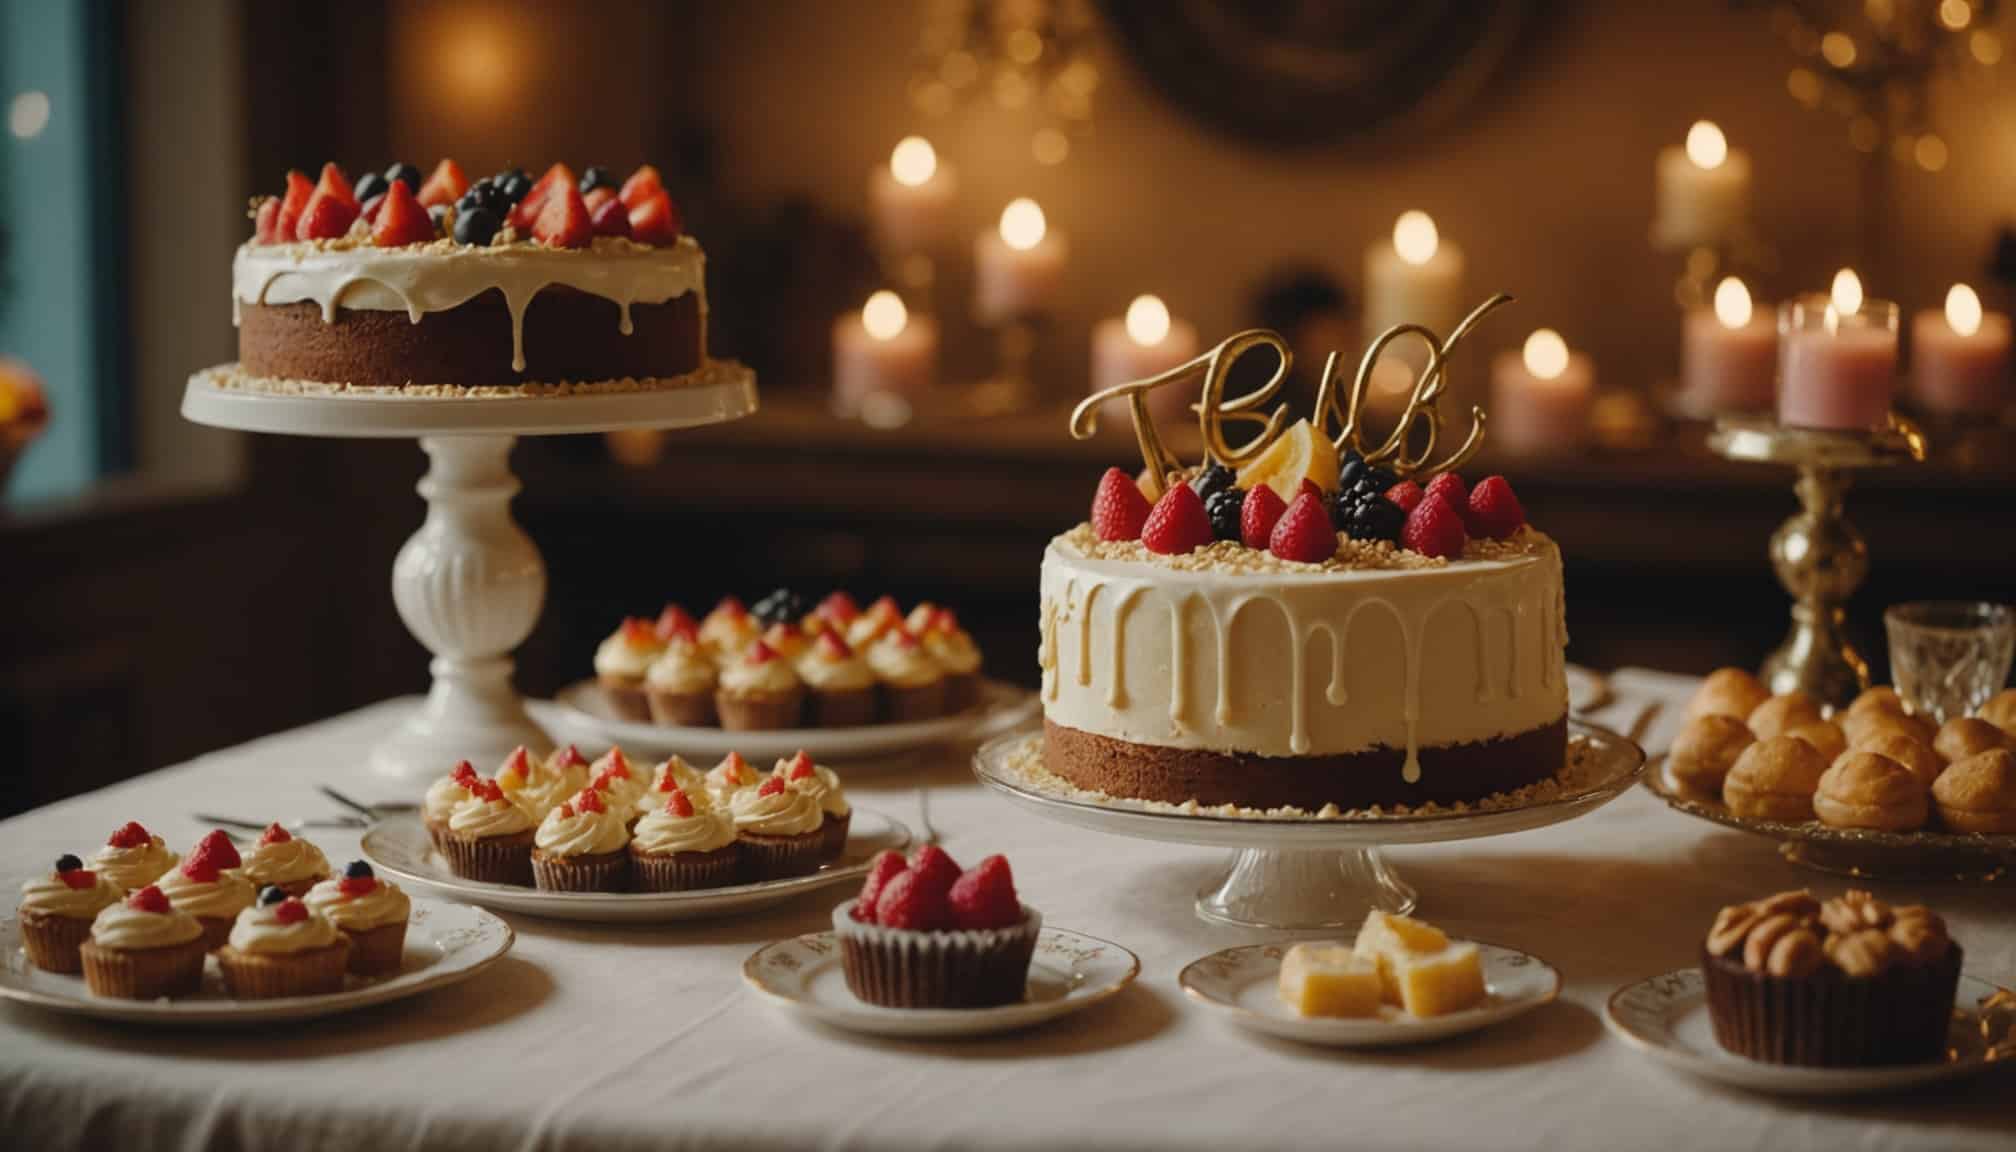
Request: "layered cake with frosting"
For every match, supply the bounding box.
[215,159,710,393]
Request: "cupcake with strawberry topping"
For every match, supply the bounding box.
[88,820,179,893]
[904,601,940,635]
[424,761,482,850]
[157,830,258,951]
[588,746,648,815]
[653,603,697,642]
[698,595,759,657]
[836,846,1039,1008]
[532,787,631,892]
[775,750,852,858]
[920,608,984,712]
[716,640,805,731]
[639,754,711,819]
[630,787,741,891]
[758,620,809,665]
[730,775,827,879]
[497,744,584,820]
[797,626,878,727]
[595,617,664,721]
[705,750,766,808]
[17,854,122,973]
[305,861,411,976]
[867,626,947,722]
[441,777,537,885]
[845,595,904,651]
[644,623,717,728]
[80,885,207,1000]
[240,822,332,899]
[217,886,351,999]
[811,590,861,634]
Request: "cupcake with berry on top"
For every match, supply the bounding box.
[867,626,947,722]
[809,590,861,636]
[305,861,411,977]
[588,746,649,816]
[424,760,482,851]
[157,830,258,951]
[775,750,852,858]
[240,822,332,899]
[836,846,1039,1009]
[496,744,584,821]
[797,625,878,728]
[730,775,826,880]
[441,776,537,885]
[532,786,631,892]
[630,787,741,891]
[705,750,766,809]
[698,595,759,658]
[80,884,207,1000]
[88,820,179,893]
[639,754,710,820]
[217,885,351,999]
[595,616,664,722]
[920,608,984,713]
[17,853,122,973]
[716,640,805,731]
[845,595,904,652]
[643,620,717,728]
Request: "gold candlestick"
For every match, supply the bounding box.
[1708,415,1928,707]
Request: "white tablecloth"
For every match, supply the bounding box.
[2,673,2011,1152]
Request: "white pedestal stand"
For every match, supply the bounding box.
[183,365,758,787]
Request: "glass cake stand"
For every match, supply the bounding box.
[182,363,758,788]
[974,721,1646,930]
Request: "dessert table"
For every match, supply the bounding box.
[2,674,2011,1152]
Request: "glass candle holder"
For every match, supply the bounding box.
[1884,601,2016,724]
[1778,294,1899,431]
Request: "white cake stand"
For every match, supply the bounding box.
[974,721,1645,930]
[182,364,758,787]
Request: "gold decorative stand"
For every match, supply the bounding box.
[1707,415,1928,707]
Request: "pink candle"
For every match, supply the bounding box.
[1091,295,1200,424]
[1777,283,1897,431]
[1910,284,2010,415]
[832,291,937,416]
[868,137,955,256]
[1491,330,1594,454]
[1678,278,1777,416]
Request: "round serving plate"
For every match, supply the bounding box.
[742,926,1139,1039]
[0,898,512,1027]
[1605,968,2013,1097]
[361,808,911,923]
[548,678,1039,766]
[1179,941,1560,1048]
[1643,759,2016,882]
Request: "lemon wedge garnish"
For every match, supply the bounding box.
[1235,418,1338,500]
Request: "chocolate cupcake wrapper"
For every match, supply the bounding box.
[1702,944,1962,1067]
[943,672,982,714]
[19,909,96,974]
[630,844,743,892]
[531,849,631,892]
[820,810,852,860]
[341,921,409,977]
[438,831,536,887]
[600,675,651,723]
[807,687,877,728]
[716,689,806,732]
[79,938,208,1000]
[881,681,947,723]
[646,688,717,728]
[218,939,352,999]
[738,830,825,880]
[833,901,1041,1009]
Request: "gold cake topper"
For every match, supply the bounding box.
[1071,294,1513,499]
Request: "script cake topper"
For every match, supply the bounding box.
[1070,294,1513,499]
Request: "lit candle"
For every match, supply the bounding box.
[1778,269,1899,430]
[1363,211,1464,346]
[1091,295,1201,422]
[1678,277,1778,416]
[1910,283,2011,414]
[868,136,956,256]
[1491,329,1595,453]
[974,198,1067,325]
[1654,120,1752,249]
[832,290,938,416]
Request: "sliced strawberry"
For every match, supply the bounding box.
[784,750,815,780]
[654,604,696,639]
[338,874,377,898]
[627,191,681,245]
[107,821,152,850]
[276,170,314,239]
[1090,466,1152,542]
[947,855,1022,930]
[471,778,505,804]
[507,162,577,231]
[254,197,282,244]
[294,188,359,241]
[575,787,606,814]
[744,640,780,665]
[371,180,436,247]
[533,183,593,248]
[757,776,787,797]
[664,788,696,818]
[501,745,533,783]
[619,164,665,209]
[416,158,468,207]
[451,760,480,787]
[590,195,631,238]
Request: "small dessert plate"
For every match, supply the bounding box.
[0,898,511,1027]
[362,808,910,923]
[1605,968,2010,1096]
[1179,941,1560,1048]
[743,926,1139,1038]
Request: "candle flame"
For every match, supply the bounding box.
[1685,121,1728,170]
[1522,329,1570,381]
[1713,277,1753,328]
[890,136,937,188]
[1393,211,1439,266]
[1946,283,1983,337]
[1000,198,1046,251]
[1830,268,1863,316]
[1124,295,1171,347]
[862,290,908,341]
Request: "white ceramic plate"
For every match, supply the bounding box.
[743,926,1139,1038]
[1604,968,2010,1096]
[1179,941,1561,1047]
[0,898,511,1027]
[361,808,911,922]
[545,678,1038,765]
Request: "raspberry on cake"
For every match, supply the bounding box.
[836,848,1040,1009]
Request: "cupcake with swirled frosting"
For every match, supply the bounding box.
[595,617,664,722]
[80,884,207,1000]
[157,830,257,951]
[532,786,631,892]
[731,775,826,879]
[705,750,765,809]
[305,861,411,976]
[638,755,711,820]
[88,821,179,893]
[217,886,352,999]
[589,746,649,818]
[240,822,332,898]
[498,744,589,821]
[630,787,741,891]
[798,626,878,728]
[716,640,804,731]
[18,853,122,973]
[698,595,758,658]
[644,625,717,728]
[867,626,947,722]
[775,750,852,858]
[441,777,537,886]
[424,761,482,850]
[846,595,904,652]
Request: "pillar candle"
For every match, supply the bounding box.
[833,291,937,416]
[1491,329,1594,453]
[868,136,956,256]
[1653,121,1751,249]
[1778,274,1898,431]
[1363,211,1464,345]
[1678,277,1778,415]
[974,198,1066,325]
[1910,284,2011,415]
[1091,295,1200,423]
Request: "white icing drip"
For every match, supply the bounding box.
[1038,594,1059,701]
[1169,596,1191,731]
[1106,585,1142,708]
[1076,582,1102,687]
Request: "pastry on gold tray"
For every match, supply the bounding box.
[1722,736,1826,823]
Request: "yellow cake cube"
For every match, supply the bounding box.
[1392,942,1488,1018]
[1277,943,1384,1018]
[1352,910,1452,1002]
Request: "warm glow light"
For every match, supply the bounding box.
[1124,295,1171,347]
[862,291,908,341]
[1831,268,1864,315]
[1821,32,1859,68]
[1915,134,1949,172]
[443,17,515,106]
[1939,0,1973,30]
[1031,127,1069,166]
[1522,330,1570,381]
[7,90,50,140]
[1000,198,1047,251]
[1972,30,2002,64]
[1685,121,1728,169]
[1393,211,1439,266]
[889,137,937,187]
[1945,283,1983,337]
[1713,278,1754,329]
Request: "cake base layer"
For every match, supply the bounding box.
[1043,717,1568,810]
[239,290,702,389]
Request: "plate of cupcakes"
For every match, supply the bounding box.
[4,823,510,1025]
[361,745,911,922]
[550,590,1037,763]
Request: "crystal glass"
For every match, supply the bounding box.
[1884,601,2016,724]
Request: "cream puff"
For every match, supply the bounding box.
[1844,708,1935,750]
[1746,692,1824,742]
[1851,730,1944,791]
[1690,667,1772,723]
[1844,685,1904,721]
[1813,751,1928,832]
[1667,714,1756,798]
[1723,736,1828,823]
[1931,749,2016,834]
[1934,716,2010,765]
[1979,689,2016,738]
[1783,721,1847,765]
